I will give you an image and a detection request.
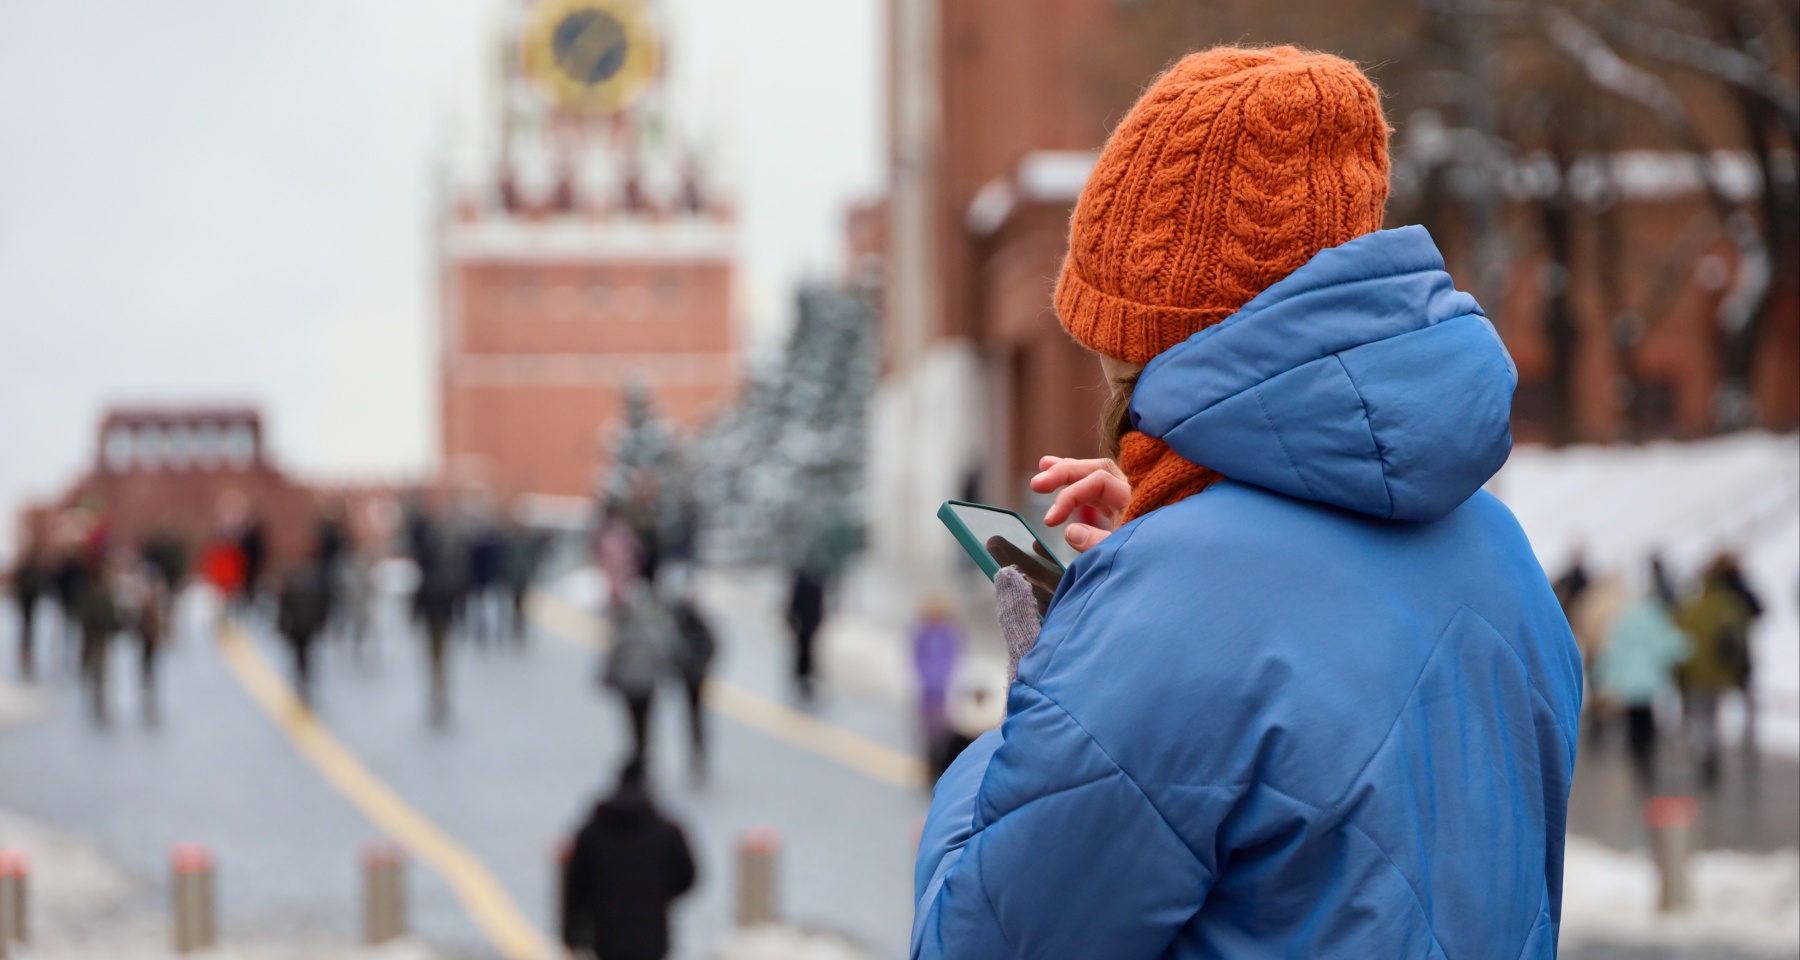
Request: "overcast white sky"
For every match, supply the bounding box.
[0,0,883,551]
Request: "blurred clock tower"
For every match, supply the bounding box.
[438,0,736,500]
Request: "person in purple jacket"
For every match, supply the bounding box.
[912,593,962,779]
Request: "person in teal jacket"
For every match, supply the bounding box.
[1597,595,1689,788]
[913,47,1582,959]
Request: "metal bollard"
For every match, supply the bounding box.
[1643,795,1699,913]
[362,839,408,945]
[0,849,27,948]
[736,826,781,927]
[170,843,217,953]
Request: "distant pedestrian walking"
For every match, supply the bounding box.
[238,521,267,614]
[414,562,462,724]
[53,552,89,655]
[667,588,717,782]
[200,537,246,607]
[503,523,546,642]
[1709,552,1764,753]
[594,511,644,608]
[786,566,826,698]
[332,549,375,648]
[466,524,506,643]
[1677,555,1757,786]
[603,583,674,773]
[1569,574,1629,735]
[8,546,47,681]
[118,564,168,723]
[277,562,330,704]
[561,762,696,960]
[73,566,118,724]
[1552,547,1591,616]
[1598,594,1689,789]
[912,594,961,779]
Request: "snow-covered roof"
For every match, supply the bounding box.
[1016,150,1097,202]
[966,150,1098,237]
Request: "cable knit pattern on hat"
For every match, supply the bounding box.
[1056,45,1391,521]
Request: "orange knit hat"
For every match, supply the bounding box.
[1057,46,1391,520]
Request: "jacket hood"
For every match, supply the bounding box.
[1130,225,1516,522]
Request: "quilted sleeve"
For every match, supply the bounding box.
[911,681,1210,959]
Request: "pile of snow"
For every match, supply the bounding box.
[1561,835,1800,953]
[1495,433,1800,755]
[714,924,879,960]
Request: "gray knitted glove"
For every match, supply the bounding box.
[995,566,1042,685]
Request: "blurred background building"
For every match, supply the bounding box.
[863,0,1799,570]
[1,1,1795,957]
[18,407,316,571]
[439,0,738,502]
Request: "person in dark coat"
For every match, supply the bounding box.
[466,524,506,643]
[277,562,330,703]
[1552,546,1590,616]
[238,520,267,613]
[9,546,47,681]
[561,763,696,960]
[414,561,462,724]
[786,566,826,698]
[503,524,546,643]
[74,564,118,724]
[53,552,89,654]
[668,591,717,782]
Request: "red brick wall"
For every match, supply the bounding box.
[443,255,737,498]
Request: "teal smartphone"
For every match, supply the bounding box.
[937,500,1067,581]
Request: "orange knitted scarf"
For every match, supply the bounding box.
[1119,431,1223,523]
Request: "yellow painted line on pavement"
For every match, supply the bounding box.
[216,623,551,960]
[527,591,927,791]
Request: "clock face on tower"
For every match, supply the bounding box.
[522,0,656,115]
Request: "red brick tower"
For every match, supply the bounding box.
[439,0,736,500]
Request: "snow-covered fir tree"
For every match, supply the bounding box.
[600,380,680,509]
[698,283,877,568]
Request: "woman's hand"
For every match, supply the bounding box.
[1031,456,1130,553]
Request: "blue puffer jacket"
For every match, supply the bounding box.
[913,226,1583,959]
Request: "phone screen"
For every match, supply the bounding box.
[944,502,1063,576]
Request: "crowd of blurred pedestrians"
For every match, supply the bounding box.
[5,510,181,725]
[1560,547,1766,792]
[3,490,553,728]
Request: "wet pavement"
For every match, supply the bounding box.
[0,576,929,959]
[1570,717,1800,855]
[2,574,1795,960]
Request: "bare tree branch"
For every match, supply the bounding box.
[1598,9,1800,135]
[1544,7,1694,132]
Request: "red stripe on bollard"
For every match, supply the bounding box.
[737,827,781,926]
[361,838,404,867]
[1641,795,1699,830]
[170,843,217,953]
[362,839,408,945]
[170,843,215,874]
[741,825,781,857]
[1642,795,1698,912]
[0,848,25,948]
